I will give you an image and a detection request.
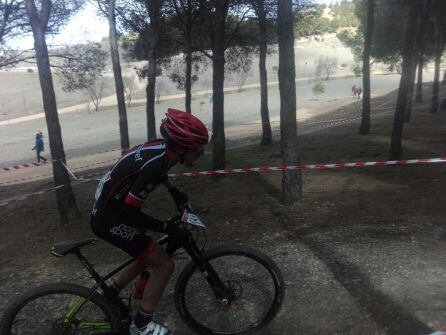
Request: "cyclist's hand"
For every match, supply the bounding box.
[164,216,182,234]
[169,188,189,211]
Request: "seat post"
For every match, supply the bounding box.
[75,249,102,284]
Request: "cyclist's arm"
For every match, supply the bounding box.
[119,155,168,232]
[162,175,188,209]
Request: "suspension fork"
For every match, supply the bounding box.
[183,237,232,304]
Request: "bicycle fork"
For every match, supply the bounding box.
[184,240,234,308]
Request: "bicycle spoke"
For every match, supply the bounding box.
[180,252,280,334]
[7,292,113,335]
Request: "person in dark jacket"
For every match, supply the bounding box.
[32,133,47,163]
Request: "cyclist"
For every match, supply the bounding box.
[91,108,209,335]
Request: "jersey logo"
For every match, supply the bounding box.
[134,145,144,162]
[110,224,140,240]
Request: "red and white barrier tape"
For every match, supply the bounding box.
[2,161,49,171]
[0,183,67,207]
[171,157,446,177]
[1,157,444,207]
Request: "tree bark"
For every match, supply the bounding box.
[390,1,420,159]
[184,1,193,114]
[431,50,442,114]
[108,0,130,152]
[145,0,163,140]
[413,0,430,103]
[146,50,157,140]
[359,0,374,134]
[431,19,444,114]
[185,43,192,114]
[25,0,79,224]
[278,0,302,204]
[404,60,417,123]
[211,1,228,170]
[257,0,272,145]
[415,54,423,102]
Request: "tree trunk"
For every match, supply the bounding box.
[413,0,430,104]
[257,0,272,145]
[185,43,192,114]
[25,0,79,224]
[146,52,157,140]
[431,51,441,114]
[442,70,446,86]
[211,1,228,170]
[431,21,444,114]
[390,1,420,159]
[145,0,162,140]
[278,0,302,205]
[108,0,130,153]
[404,60,417,123]
[359,0,374,134]
[415,54,423,102]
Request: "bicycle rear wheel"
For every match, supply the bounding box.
[0,283,120,335]
[175,245,285,335]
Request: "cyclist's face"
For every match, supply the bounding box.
[184,147,204,164]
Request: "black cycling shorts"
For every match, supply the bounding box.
[90,212,155,261]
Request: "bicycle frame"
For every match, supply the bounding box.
[62,235,170,329]
[63,225,231,331]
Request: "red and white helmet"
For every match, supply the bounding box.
[160,109,209,149]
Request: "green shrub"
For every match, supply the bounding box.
[313,81,325,95]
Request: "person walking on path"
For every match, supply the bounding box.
[357,86,363,99]
[32,133,47,163]
[351,85,357,97]
[352,86,363,99]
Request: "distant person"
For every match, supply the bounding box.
[32,133,47,163]
[351,85,357,97]
[357,86,362,99]
[352,86,362,99]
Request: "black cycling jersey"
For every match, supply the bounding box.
[92,139,178,217]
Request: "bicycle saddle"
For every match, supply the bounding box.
[51,238,97,257]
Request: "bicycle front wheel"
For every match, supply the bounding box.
[175,245,285,335]
[0,283,119,335]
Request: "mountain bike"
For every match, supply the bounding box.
[0,209,285,335]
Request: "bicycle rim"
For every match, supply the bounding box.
[175,246,284,335]
[0,283,119,335]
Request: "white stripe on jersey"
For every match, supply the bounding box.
[140,152,166,171]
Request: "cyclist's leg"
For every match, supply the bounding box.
[135,243,174,312]
[90,211,154,289]
[91,211,174,305]
[128,244,174,334]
